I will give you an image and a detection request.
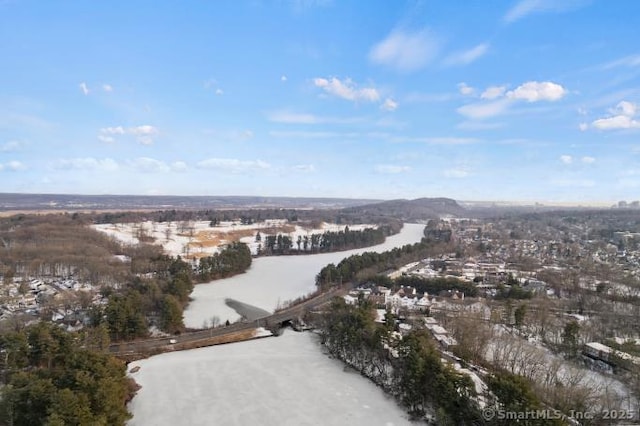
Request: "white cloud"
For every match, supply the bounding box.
[457,99,512,120]
[381,98,398,111]
[443,168,469,178]
[267,110,361,125]
[458,121,504,130]
[79,82,89,95]
[130,125,158,136]
[481,85,507,100]
[171,161,188,172]
[269,130,359,139]
[504,0,587,23]
[457,81,566,120]
[281,75,288,82]
[591,101,640,130]
[613,100,637,117]
[1,140,24,152]
[443,43,489,66]
[130,125,159,145]
[506,81,567,102]
[99,125,159,144]
[578,122,589,131]
[504,0,545,22]
[268,111,321,124]
[593,115,640,130]
[602,54,640,69]
[375,164,411,174]
[128,157,170,173]
[196,158,271,173]
[215,88,224,95]
[457,83,475,96]
[100,126,126,135]
[560,155,573,164]
[393,136,479,145]
[292,164,315,173]
[102,84,113,92]
[0,160,26,172]
[369,29,439,72]
[404,92,454,103]
[313,77,380,102]
[559,155,595,165]
[51,157,119,172]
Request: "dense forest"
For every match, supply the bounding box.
[0,322,134,426]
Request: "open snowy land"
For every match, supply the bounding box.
[93,219,375,258]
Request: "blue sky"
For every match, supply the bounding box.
[1,0,640,203]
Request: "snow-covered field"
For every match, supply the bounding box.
[93,219,375,258]
[128,331,415,426]
[183,223,427,327]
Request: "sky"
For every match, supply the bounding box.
[1,0,640,204]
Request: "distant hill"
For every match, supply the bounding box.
[340,197,467,221]
[0,193,380,212]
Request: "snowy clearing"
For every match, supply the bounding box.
[93,219,376,258]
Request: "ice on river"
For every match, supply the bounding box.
[183,223,427,328]
[127,330,414,426]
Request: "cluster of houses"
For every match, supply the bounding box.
[342,280,465,350]
[343,283,466,312]
[0,275,98,326]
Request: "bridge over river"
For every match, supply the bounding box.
[109,286,345,361]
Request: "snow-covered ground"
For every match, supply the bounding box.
[93,220,375,258]
[183,223,427,328]
[128,331,415,426]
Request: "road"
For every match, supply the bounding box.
[109,286,345,358]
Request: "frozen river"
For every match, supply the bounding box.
[128,331,415,426]
[184,223,427,328]
[128,224,425,425]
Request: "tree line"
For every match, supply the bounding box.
[315,235,454,290]
[257,226,393,255]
